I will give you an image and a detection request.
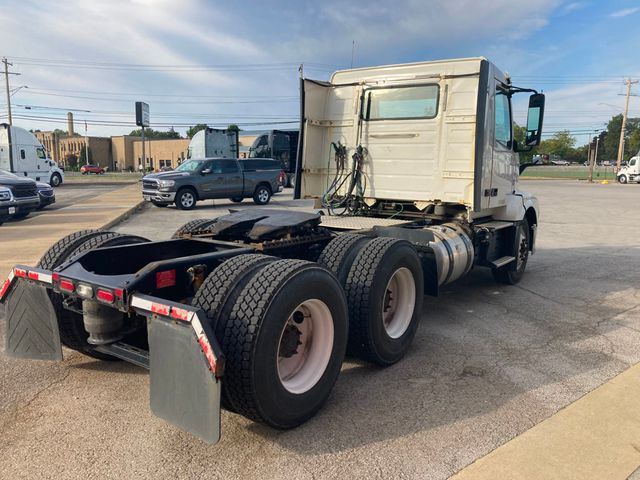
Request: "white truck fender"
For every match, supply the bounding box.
[489,192,539,252]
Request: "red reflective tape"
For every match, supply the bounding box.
[28,271,39,281]
[0,278,11,300]
[198,335,217,373]
[14,268,27,278]
[170,307,190,322]
[150,302,170,316]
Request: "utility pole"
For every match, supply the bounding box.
[588,133,594,183]
[2,57,21,125]
[84,121,89,166]
[351,40,355,68]
[616,78,639,171]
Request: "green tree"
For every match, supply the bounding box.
[539,130,576,159]
[53,128,68,136]
[65,154,78,170]
[128,128,181,139]
[227,124,241,132]
[186,124,208,139]
[78,145,92,164]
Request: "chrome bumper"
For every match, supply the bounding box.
[142,189,176,203]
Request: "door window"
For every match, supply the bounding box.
[20,149,25,159]
[630,159,636,166]
[36,147,46,159]
[212,159,239,174]
[495,89,512,149]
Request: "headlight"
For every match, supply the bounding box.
[158,180,175,188]
[0,188,11,201]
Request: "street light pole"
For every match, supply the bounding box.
[616,78,639,171]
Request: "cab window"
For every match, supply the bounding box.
[36,147,46,159]
[630,158,636,166]
[364,84,439,120]
[495,89,512,148]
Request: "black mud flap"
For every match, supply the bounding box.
[4,281,62,361]
[148,317,221,444]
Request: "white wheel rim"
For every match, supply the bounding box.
[52,175,59,186]
[182,193,194,207]
[277,299,334,394]
[258,189,269,202]
[382,267,416,339]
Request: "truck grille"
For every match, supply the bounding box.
[142,180,158,190]
[10,184,38,198]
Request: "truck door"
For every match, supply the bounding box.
[272,133,291,172]
[200,159,243,197]
[488,81,516,208]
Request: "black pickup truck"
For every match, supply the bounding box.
[0,170,40,224]
[142,158,284,210]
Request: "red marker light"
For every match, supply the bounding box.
[52,272,60,281]
[59,279,75,293]
[96,289,114,304]
[114,288,124,298]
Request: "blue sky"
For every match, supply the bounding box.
[1,0,639,144]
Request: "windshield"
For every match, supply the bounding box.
[175,160,202,172]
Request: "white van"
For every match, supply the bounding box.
[0,124,65,187]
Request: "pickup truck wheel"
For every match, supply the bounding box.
[345,238,424,366]
[317,234,371,285]
[230,197,243,203]
[12,212,30,220]
[221,259,348,428]
[492,219,530,285]
[253,185,271,205]
[618,174,628,184]
[50,173,62,187]
[192,253,277,412]
[175,188,197,210]
[171,218,217,239]
[38,231,150,360]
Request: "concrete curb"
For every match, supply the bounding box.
[101,199,146,230]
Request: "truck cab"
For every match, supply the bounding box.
[617,155,640,183]
[249,130,299,186]
[0,124,65,187]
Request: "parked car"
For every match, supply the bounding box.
[142,157,284,209]
[80,164,105,175]
[551,160,570,166]
[0,169,40,224]
[36,181,55,209]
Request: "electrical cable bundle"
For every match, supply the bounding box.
[321,142,367,216]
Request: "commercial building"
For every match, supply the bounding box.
[132,138,190,171]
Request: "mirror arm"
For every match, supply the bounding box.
[508,86,539,96]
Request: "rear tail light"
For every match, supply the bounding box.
[96,289,115,304]
[59,279,75,293]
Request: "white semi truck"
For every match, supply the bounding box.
[187,127,239,160]
[617,155,640,183]
[1,57,543,444]
[0,124,65,187]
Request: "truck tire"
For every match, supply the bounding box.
[12,211,30,220]
[38,230,150,360]
[50,172,62,187]
[618,174,628,184]
[175,187,197,210]
[220,259,348,428]
[151,201,168,208]
[317,234,371,285]
[171,218,217,239]
[253,184,271,205]
[345,237,424,366]
[192,253,277,411]
[492,219,530,285]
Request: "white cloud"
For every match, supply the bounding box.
[609,7,640,18]
[560,1,586,15]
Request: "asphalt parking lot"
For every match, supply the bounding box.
[1,180,639,479]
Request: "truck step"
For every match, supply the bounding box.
[491,256,516,268]
[95,342,149,369]
[477,221,514,231]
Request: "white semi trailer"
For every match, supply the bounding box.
[187,127,239,160]
[1,57,544,444]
